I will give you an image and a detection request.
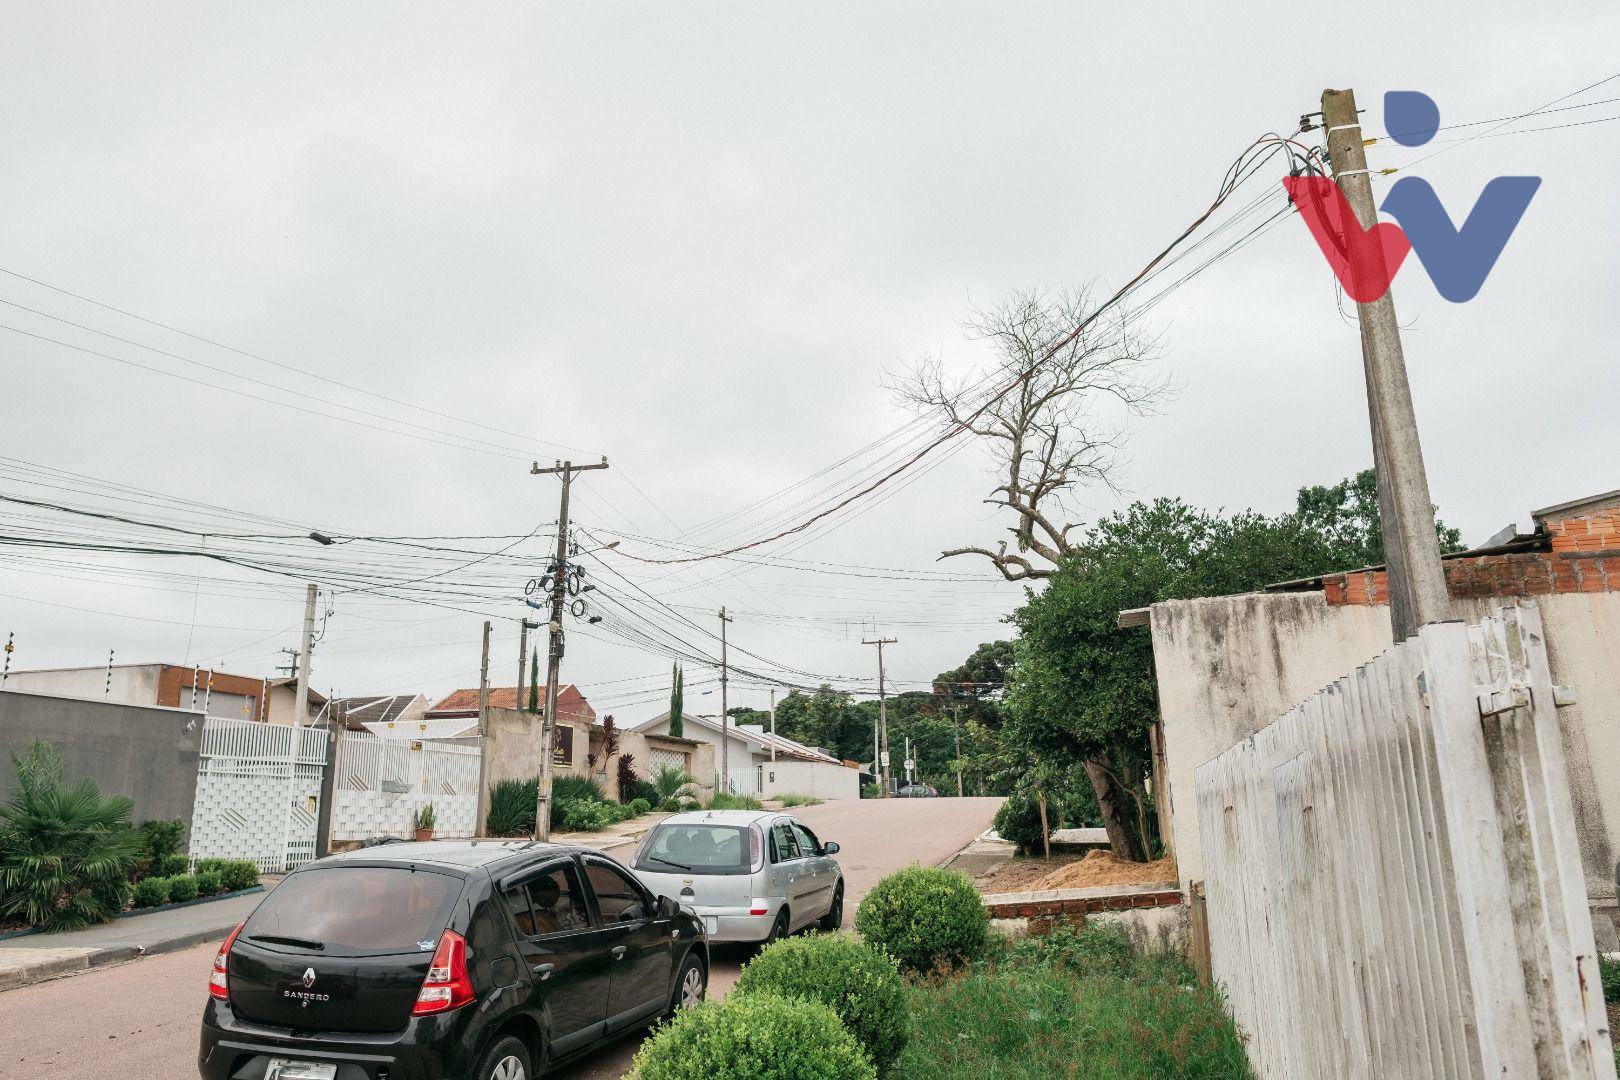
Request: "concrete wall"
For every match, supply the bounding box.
[759,758,861,801]
[635,715,758,793]
[0,689,204,828]
[480,706,595,794]
[1,665,162,706]
[1150,589,1620,939]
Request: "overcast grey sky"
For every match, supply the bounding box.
[1,3,1615,723]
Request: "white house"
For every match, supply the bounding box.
[631,713,860,800]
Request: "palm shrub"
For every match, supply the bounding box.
[0,743,142,931]
[650,764,696,803]
[854,866,988,973]
[629,992,876,1080]
[736,934,908,1073]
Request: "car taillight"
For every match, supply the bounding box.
[750,898,770,916]
[209,923,242,1001]
[748,823,765,873]
[412,930,475,1016]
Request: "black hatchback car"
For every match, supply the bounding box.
[199,841,708,1080]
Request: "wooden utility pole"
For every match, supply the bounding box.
[530,459,609,840]
[718,607,734,794]
[862,637,897,796]
[1321,88,1449,640]
[474,620,492,837]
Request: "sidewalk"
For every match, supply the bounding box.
[0,887,267,992]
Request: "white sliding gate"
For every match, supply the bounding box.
[189,717,328,874]
[329,731,481,842]
[1195,601,1616,1080]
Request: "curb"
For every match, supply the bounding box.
[0,917,248,994]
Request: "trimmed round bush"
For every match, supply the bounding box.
[629,992,876,1080]
[133,876,172,909]
[629,797,652,816]
[735,933,907,1072]
[991,792,1051,856]
[167,874,199,903]
[195,870,223,896]
[219,861,259,892]
[854,866,988,973]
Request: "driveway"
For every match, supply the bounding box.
[0,796,1001,1080]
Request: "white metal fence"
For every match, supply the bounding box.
[1195,601,1616,1080]
[330,731,481,841]
[726,764,761,797]
[189,717,328,874]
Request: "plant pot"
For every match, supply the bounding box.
[414,828,434,842]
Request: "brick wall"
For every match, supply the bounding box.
[1323,508,1620,606]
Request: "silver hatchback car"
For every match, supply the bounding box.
[626,810,844,943]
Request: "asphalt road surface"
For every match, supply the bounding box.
[0,796,1001,1080]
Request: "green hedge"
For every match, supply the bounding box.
[154,852,189,877]
[854,866,987,973]
[195,870,222,896]
[167,874,199,903]
[133,876,171,908]
[736,934,908,1072]
[218,860,259,892]
[629,992,876,1080]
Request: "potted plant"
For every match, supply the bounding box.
[414,802,436,842]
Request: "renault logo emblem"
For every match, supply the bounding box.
[301,967,316,989]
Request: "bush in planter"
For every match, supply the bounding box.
[735,934,907,1073]
[155,852,190,877]
[629,798,652,816]
[195,870,223,896]
[167,874,199,903]
[854,866,988,973]
[133,876,172,909]
[628,991,876,1080]
[0,741,142,932]
[219,861,259,893]
[559,799,617,832]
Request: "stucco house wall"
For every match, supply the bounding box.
[759,757,861,801]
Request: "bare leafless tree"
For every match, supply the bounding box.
[891,286,1168,579]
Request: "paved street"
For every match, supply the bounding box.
[0,798,1000,1080]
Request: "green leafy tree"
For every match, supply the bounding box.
[1004,472,1465,861]
[668,663,684,738]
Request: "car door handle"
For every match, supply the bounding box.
[532,963,555,980]
[611,946,628,960]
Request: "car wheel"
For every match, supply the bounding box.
[475,1035,532,1080]
[818,885,844,932]
[669,951,707,1015]
[765,908,790,946]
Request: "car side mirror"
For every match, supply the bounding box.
[823,841,840,855]
[657,894,679,918]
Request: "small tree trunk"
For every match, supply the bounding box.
[1084,754,1147,862]
[1036,790,1052,860]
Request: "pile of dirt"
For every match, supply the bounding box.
[1023,849,1178,891]
[975,854,1084,893]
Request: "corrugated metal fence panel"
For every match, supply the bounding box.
[330,732,481,842]
[1195,601,1616,1080]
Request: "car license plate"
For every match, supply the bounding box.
[704,916,719,936]
[266,1060,337,1080]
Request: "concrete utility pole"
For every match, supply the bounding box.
[862,637,897,796]
[1321,88,1450,641]
[952,704,965,798]
[515,618,533,717]
[768,689,777,763]
[718,607,734,793]
[474,620,492,837]
[530,459,609,840]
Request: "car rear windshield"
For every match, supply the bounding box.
[638,823,749,875]
[242,866,461,956]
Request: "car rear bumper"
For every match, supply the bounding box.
[689,902,783,943]
[199,1001,473,1080]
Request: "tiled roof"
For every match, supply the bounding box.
[426,684,592,718]
[635,713,843,765]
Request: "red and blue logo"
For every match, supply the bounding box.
[1284,91,1539,303]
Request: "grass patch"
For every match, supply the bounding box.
[777,793,824,807]
[894,925,1249,1080]
[707,793,764,811]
